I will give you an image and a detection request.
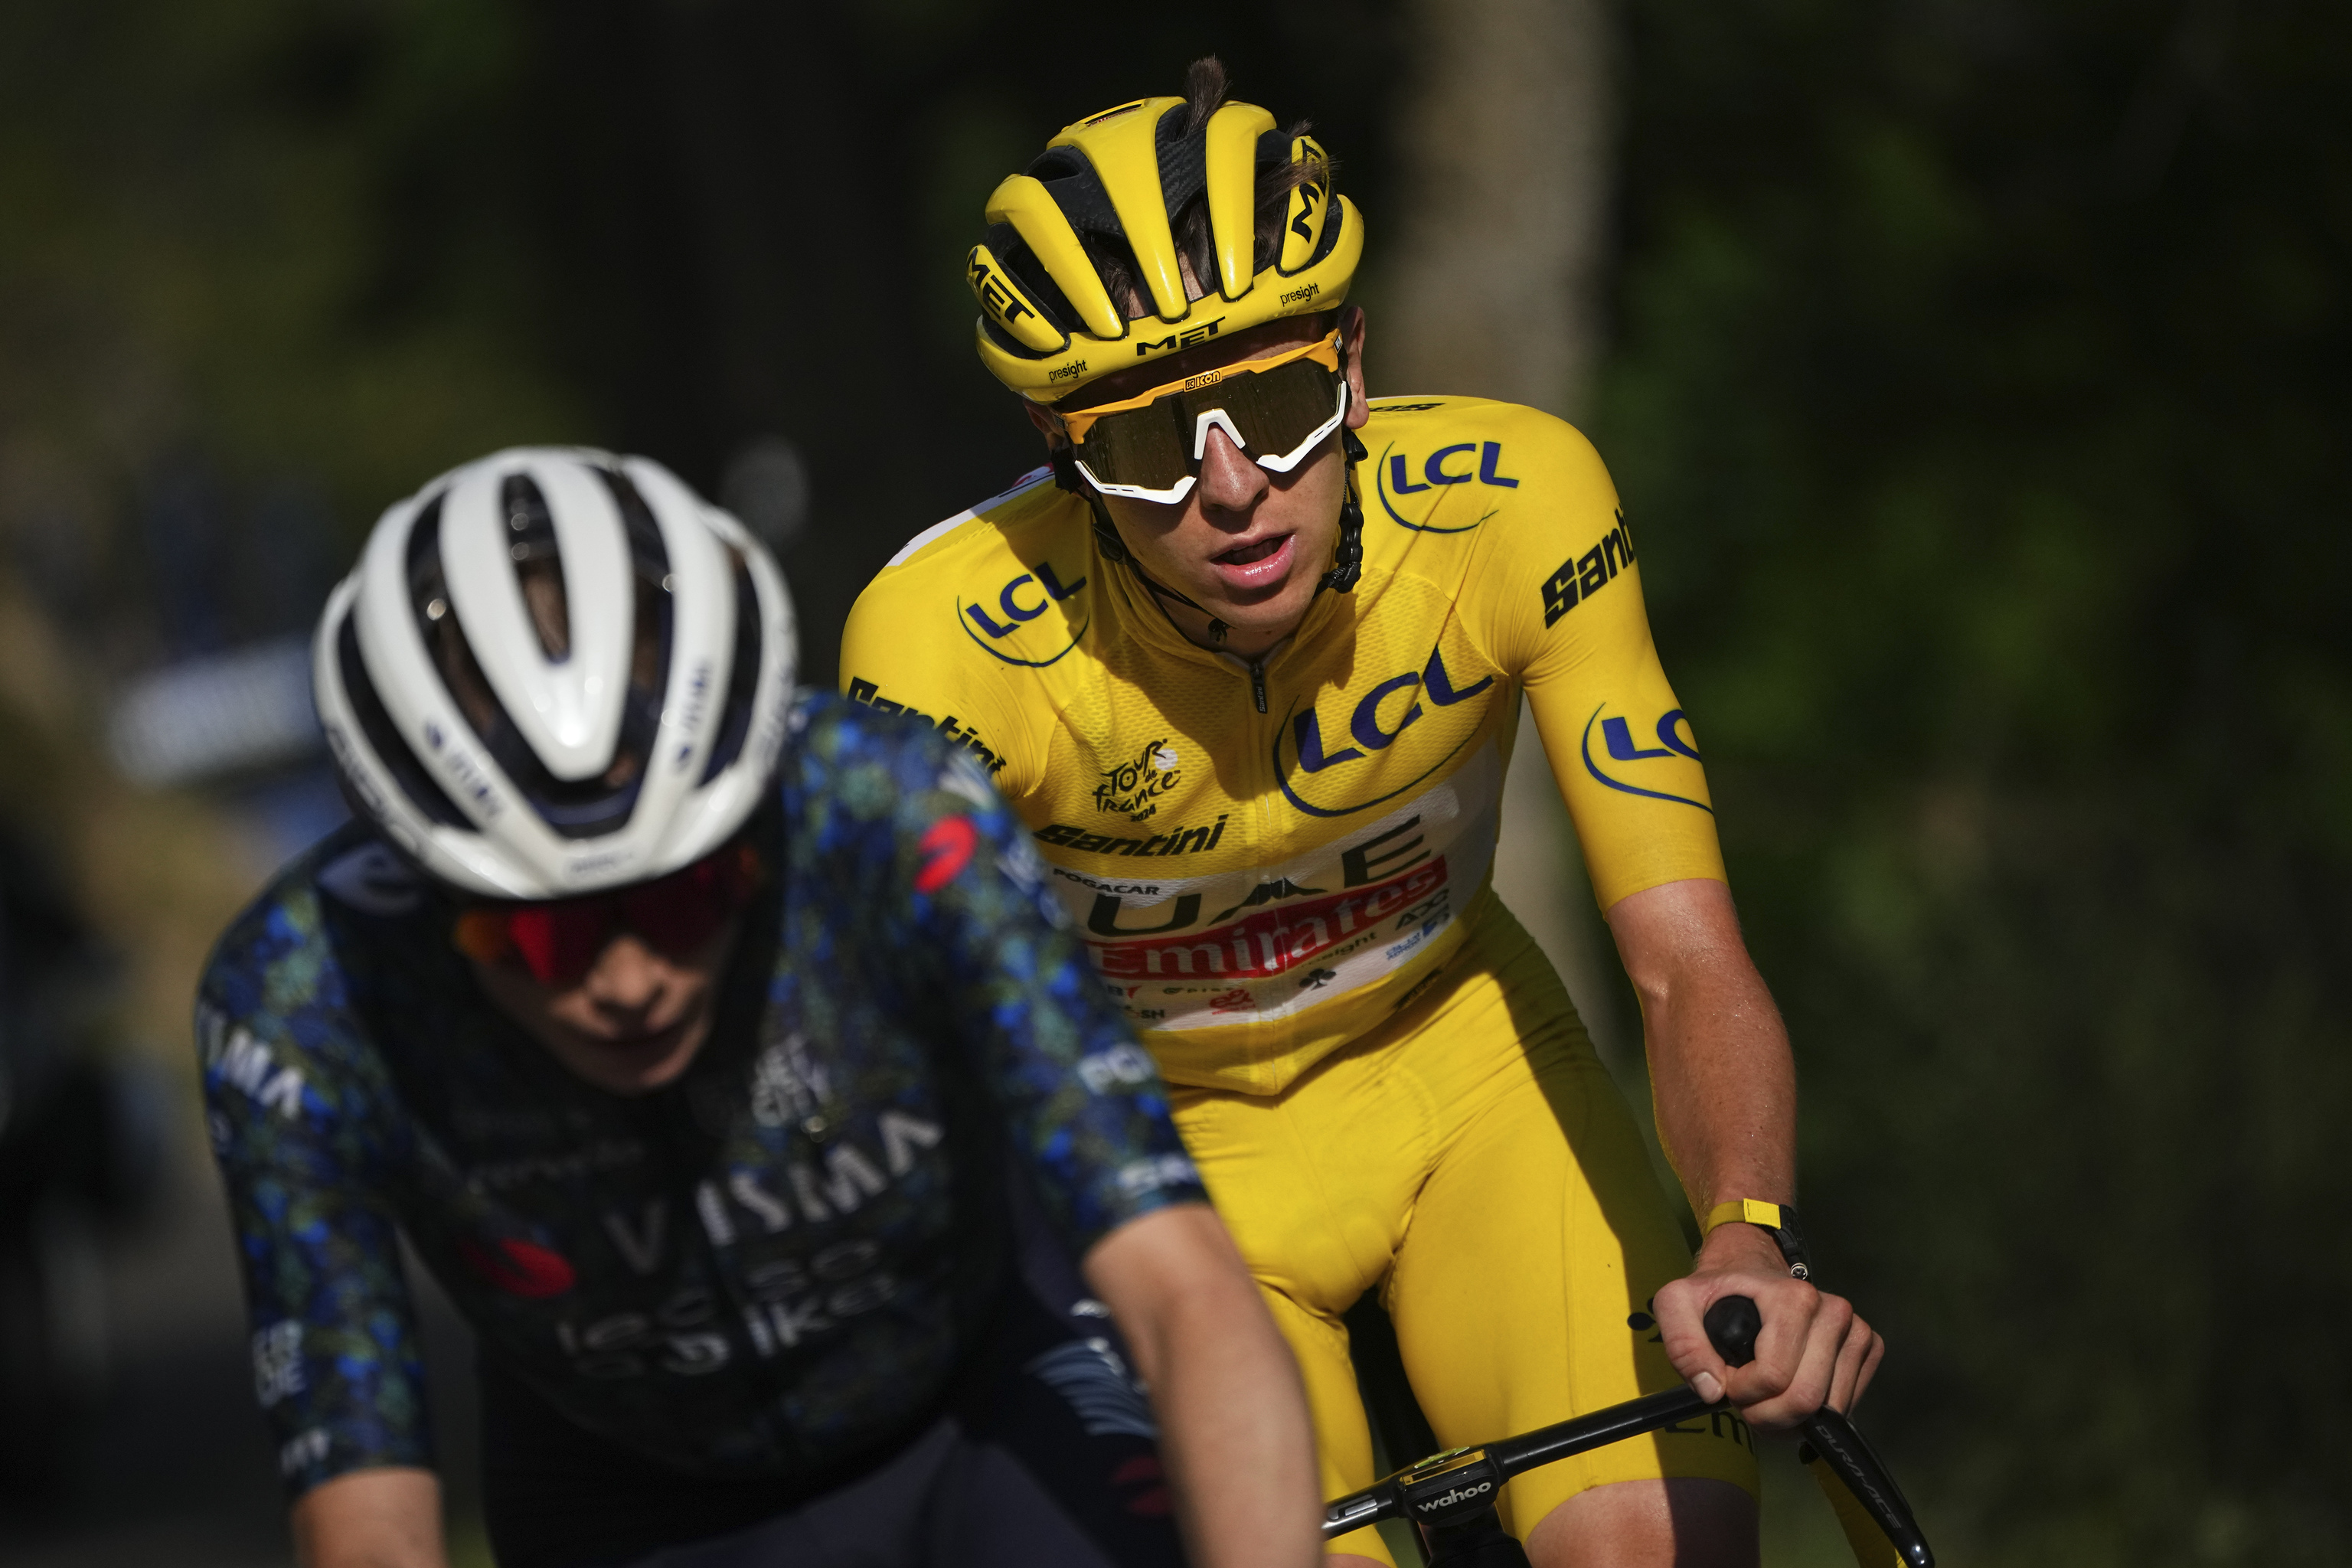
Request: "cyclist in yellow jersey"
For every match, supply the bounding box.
[842,61,1885,1566]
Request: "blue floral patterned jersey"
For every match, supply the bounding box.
[196,694,1204,1496]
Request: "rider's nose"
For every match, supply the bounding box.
[1195,425,1267,517]
[582,934,665,1013]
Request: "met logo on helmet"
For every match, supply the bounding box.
[966,253,1037,329]
[1135,319,1223,357]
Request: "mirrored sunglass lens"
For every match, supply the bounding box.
[504,903,616,985]
[456,848,755,985]
[622,875,730,957]
[1187,358,1341,463]
[1075,401,1192,492]
[1072,356,1338,495]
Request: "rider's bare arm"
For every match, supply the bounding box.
[289,1467,446,1568]
[1084,1204,1323,1568]
[1603,877,1883,1430]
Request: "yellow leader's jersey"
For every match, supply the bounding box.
[841,397,1725,1096]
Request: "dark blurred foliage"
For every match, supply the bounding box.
[1596,0,2350,1560]
[0,0,1404,686]
[501,0,1406,683]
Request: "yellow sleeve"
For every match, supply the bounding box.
[1462,410,1726,909]
[838,533,1047,800]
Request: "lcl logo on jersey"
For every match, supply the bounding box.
[958,560,1088,668]
[1578,705,1712,814]
[1374,440,1521,534]
[1274,645,1498,818]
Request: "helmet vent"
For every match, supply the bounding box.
[697,548,764,786]
[1152,102,1210,218]
[1024,145,1122,235]
[402,478,674,841]
[335,614,471,829]
[498,475,570,661]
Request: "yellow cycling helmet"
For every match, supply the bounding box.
[967,90,1364,403]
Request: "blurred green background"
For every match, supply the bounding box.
[0,1,2342,1564]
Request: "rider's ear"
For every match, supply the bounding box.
[1340,305,1370,431]
[1024,403,1061,446]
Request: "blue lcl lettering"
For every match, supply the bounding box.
[1655,709,1702,760]
[1293,710,1364,772]
[1602,717,1674,761]
[998,575,1047,622]
[1423,646,1494,706]
[1424,444,1478,486]
[1391,445,1519,494]
[1351,672,1425,751]
[967,559,1087,637]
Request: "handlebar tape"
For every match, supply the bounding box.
[1704,1294,1932,1567]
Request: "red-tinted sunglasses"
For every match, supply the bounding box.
[452,842,763,987]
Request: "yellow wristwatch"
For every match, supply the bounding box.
[1702,1199,1812,1280]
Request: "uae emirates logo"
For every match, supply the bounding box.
[1094,740,1181,822]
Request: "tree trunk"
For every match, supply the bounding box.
[1374,0,1627,1057]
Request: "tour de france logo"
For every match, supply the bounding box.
[1095,739,1181,822]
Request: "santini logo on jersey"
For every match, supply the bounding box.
[1035,815,1228,858]
[844,678,1005,774]
[1541,514,1635,628]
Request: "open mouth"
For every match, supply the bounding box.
[1207,532,1296,594]
[1214,535,1288,567]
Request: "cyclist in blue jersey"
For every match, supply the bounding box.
[196,447,1322,1568]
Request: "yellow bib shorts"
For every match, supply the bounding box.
[1170,895,1760,1560]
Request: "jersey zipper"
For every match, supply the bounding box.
[1248,658,1267,714]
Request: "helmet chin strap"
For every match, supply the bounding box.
[1318,325,1368,598]
[1320,425,1368,596]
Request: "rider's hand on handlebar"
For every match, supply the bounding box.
[1653,1223,1884,1434]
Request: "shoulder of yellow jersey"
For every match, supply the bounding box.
[1359,394,1620,567]
[1358,395,1616,535]
[841,466,1099,789]
[867,466,1082,583]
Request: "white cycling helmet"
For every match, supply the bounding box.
[314,446,797,899]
